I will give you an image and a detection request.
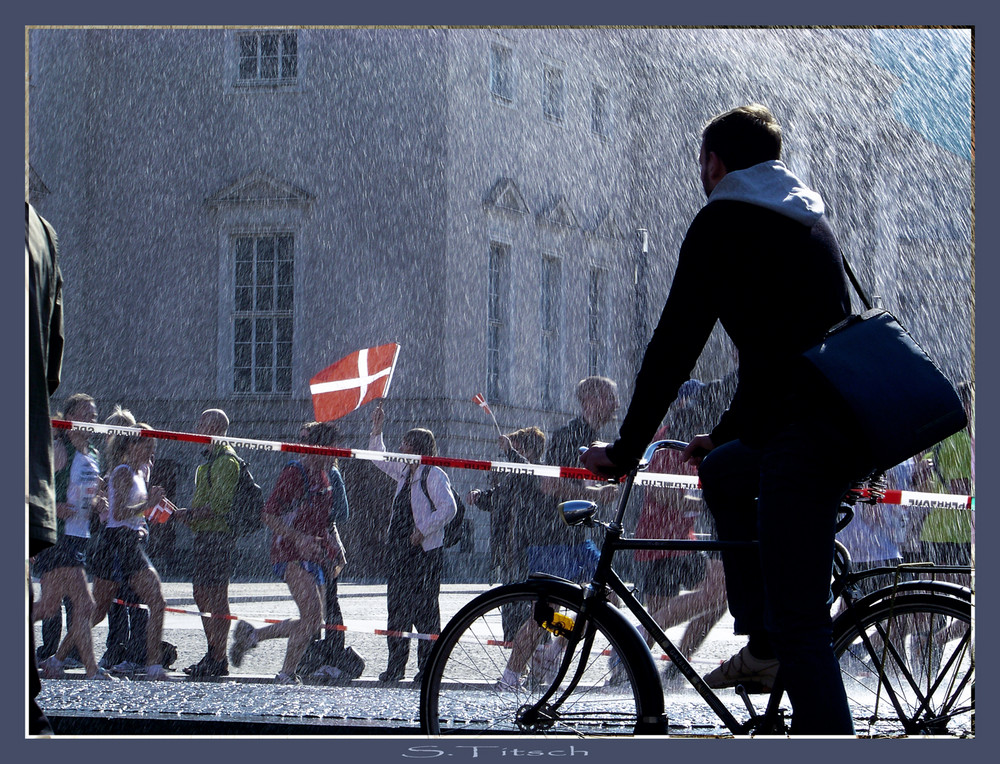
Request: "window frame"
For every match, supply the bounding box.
[489,41,516,105]
[231,231,296,397]
[486,240,511,402]
[231,29,301,89]
[591,81,612,141]
[587,265,606,377]
[542,63,566,124]
[540,253,562,408]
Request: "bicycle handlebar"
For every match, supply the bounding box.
[638,439,689,469]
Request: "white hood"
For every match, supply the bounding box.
[707,160,825,226]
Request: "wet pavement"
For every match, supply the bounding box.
[35,580,748,736]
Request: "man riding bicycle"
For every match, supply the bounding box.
[582,104,874,735]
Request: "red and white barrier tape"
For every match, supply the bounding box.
[51,418,974,509]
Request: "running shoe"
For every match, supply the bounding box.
[703,646,779,692]
[183,654,230,677]
[38,656,65,679]
[493,674,525,692]
[143,664,172,681]
[87,668,119,681]
[229,620,258,668]
[529,640,563,685]
[275,672,302,685]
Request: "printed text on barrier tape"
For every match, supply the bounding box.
[52,419,974,509]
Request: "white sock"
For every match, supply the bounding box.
[502,668,520,685]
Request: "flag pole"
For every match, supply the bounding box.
[473,394,503,440]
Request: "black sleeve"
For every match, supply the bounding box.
[545,424,579,469]
[606,210,721,470]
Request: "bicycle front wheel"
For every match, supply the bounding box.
[834,593,973,737]
[420,580,664,736]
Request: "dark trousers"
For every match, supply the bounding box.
[699,416,866,735]
[28,570,52,735]
[385,546,443,676]
[38,597,72,660]
[106,583,149,663]
[297,573,346,673]
[323,576,345,653]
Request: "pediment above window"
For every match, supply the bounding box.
[537,196,578,229]
[484,177,529,214]
[206,170,314,208]
[589,209,624,239]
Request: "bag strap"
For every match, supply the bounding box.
[287,459,313,495]
[418,467,437,512]
[840,253,874,312]
[203,446,242,489]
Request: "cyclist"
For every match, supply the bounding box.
[583,104,872,735]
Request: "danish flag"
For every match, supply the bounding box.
[471,393,493,416]
[310,343,401,422]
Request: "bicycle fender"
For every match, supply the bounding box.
[853,579,972,613]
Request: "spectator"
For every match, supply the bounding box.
[27,201,64,735]
[626,381,729,685]
[175,409,240,678]
[369,402,456,683]
[228,422,346,684]
[536,376,620,582]
[36,394,97,667]
[493,379,619,689]
[295,421,365,682]
[94,406,149,671]
[33,393,114,680]
[467,426,547,639]
[89,425,171,680]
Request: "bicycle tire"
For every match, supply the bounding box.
[419,579,666,736]
[833,592,973,737]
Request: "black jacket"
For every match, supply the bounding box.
[608,194,851,470]
[27,203,64,554]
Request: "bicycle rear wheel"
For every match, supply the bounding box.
[833,592,973,737]
[420,580,664,736]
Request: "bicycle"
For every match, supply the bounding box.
[419,439,974,737]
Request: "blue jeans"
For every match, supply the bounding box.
[699,416,868,735]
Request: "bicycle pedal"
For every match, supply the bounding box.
[735,681,771,695]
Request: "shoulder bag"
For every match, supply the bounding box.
[801,254,967,472]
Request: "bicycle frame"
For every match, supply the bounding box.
[527,439,972,736]
[529,440,778,734]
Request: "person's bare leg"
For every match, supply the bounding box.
[129,568,165,668]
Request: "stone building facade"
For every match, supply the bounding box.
[27,27,972,579]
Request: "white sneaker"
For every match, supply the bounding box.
[493,675,524,692]
[38,656,65,679]
[310,665,343,681]
[703,646,779,692]
[529,640,563,684]
[144,664,171,681]
[275,671,302,685]
[87,668,119,681]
